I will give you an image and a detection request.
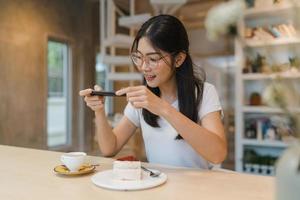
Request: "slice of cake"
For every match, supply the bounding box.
[113,160,142,181]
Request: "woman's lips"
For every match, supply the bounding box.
[145,75,156,81]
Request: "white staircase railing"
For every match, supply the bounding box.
[100,0,145,114]
[118,13,152,29]
[150,0,187,15]
[99,0,187,114]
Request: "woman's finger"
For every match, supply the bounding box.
[86,98,104,104]
[79,88,93,96]
[84,96,102,101]
[116,85,146,96]
[126,89,146,98]
[94,85,102,91]
[128,96,146,103]
[87,101,103,107]
[115,88,128,96]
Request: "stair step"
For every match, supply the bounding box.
[150,0,187,4]
[118,13,151,29]
[102,55,131,65]
[107,72,143,81]
[150,0,187,14]
[103,34,134,48]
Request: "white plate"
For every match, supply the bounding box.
[91,169,167,191]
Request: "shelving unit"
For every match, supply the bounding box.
[242,138,289,148]
[235,1,300,175]
[242,72,300,80]
[242,106,300,113]
[243,37,300,47]
[244,3,300,18]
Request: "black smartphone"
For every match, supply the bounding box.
[90,90,126,97]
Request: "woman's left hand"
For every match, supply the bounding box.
[116,86,166,115]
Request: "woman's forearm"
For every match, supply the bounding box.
[160,104,227,164]
[94,111,117,157]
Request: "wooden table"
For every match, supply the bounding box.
[0,145,275,200]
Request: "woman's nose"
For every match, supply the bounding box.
[140,60,151,71]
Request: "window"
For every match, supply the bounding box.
[95,53,106,89]
[47,40,71,147]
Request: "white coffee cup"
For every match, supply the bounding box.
[61,152,87,172]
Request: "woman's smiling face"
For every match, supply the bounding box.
[135,37,176,88]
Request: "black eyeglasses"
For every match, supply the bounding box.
[130,52,170,69]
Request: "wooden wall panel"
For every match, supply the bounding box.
[0,0,98,150]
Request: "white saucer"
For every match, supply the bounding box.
[91,169,167,191]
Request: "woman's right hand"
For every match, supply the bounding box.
[79,85,105,113]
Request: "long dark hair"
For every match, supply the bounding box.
[131,15,205,139]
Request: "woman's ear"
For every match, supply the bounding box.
[175,52,187,68]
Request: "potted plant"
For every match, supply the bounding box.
[263,80,300,200]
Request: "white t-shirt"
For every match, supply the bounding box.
[124,82,222,169]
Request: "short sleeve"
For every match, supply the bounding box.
[198,83,223,120]
[124,102,141,127]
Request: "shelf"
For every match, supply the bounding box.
[244,3,300,19]
[242,72,300,80]
[243,37,300,47]
[242,106,300,113]
[107,72,143,81]
[103,34,134,48]
[118,13,151,29]
[242,138,289,148]
[102,55,131,65]
[243,164,275,176]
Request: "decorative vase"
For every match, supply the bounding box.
[276,142,300,200]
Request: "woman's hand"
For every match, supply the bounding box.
[79,85,105,113]
[116,85,167,116]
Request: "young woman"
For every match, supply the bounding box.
[79,15,227,169]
